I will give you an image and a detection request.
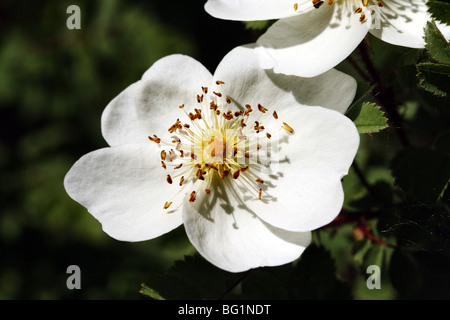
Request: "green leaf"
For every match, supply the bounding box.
[417,62,450,96]
[346,102,389,134]
[424,20,450,64]
[427,0,450,25]
[140,284,166,300]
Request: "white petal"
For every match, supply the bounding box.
[246,106,359,232]
[368,0,445,48]
[101,55,213,146]
[213,45,357,114]
[183,179,311,273]
[64,143,186,242]
[205,0,313,21]
[256,4,369,77]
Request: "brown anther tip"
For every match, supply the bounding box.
[163,201,172,209]
[205,189,211,195]
[148,135,161,144]
[166,174,173,184]
[282,122,294,133]
[161,150,167,161]
[174,163,183,170]
[258,188,262,200]
[179,176,184,186]
[359,14,366,23]
[273,111,278,119]
[189,191,197,202]
[202,86,208,94]
[216,80,225,85]
[213,91,222,97]
[313,0,324,8]
[232,170,240,179]
[161,161,166,169]
[266,133,271,139]
[294,3,298,11]
[256,178,264,184]
[362,0,369,6]
[257,104,268,113]
[226,97,231,104]
[240,166,249,172]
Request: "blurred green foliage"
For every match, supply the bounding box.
[1,0,449,300]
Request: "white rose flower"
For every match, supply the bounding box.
[64,45,360,272]
[205,0,450,77]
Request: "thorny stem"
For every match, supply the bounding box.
[355,41,411,147]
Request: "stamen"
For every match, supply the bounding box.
[161,150,167,160]
[161,161,166,169]
[312,0,324,8]
[148,135,161,144]
[216,80,225,85]
[205,189,211,195]
[233,170,240,179]
[179,176,184,186]
[294,3,298,11]
[189,191,197,202]
[377,0,383,6]
[362,0,369,6]
[174,163,183,170]
[282,122,295,133]
[256,178,264,184]
[258,104,268,113]
[213,91,222,97]
[202,87,208,94]
[163,201,172,209]
[266,133,271,139]
[166,174,173,184]
[273,111,278,119]
[258,188,262,200]
[359,14,366,23]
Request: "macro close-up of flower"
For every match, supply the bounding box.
[63,45,359,272]
[205,0,450,77]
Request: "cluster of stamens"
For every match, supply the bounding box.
[293,0,384,24]
[147,81,295,210]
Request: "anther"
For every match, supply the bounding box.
[312,0,324,8]
[161,161,166,169]
[148,135,161,144]
[258,104,268,113]
[362,0,369,6]
[216,80,225,85]
[355,7,362,13]
[266,133,271,139]
[233,170,240,179]
[205,189,211,195]
[161,150,167,160]
[189,191,197,202]
[174,163,183,170]
[359,14,366,23]
[258,188,262,200]
[179,104,185,109]
[226,97,232,104]
[273,111,278,119]
[256,178,264,184]
[377,0,383,6]
[240,166,249,172]
[166,174,173,184]
[213,91,222,97]
[294,3,298,11]
[202,87,208,94]
[282,122,294,133]
[163,202,172,209]
[327,0,333,4]
[179,176,184,186]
